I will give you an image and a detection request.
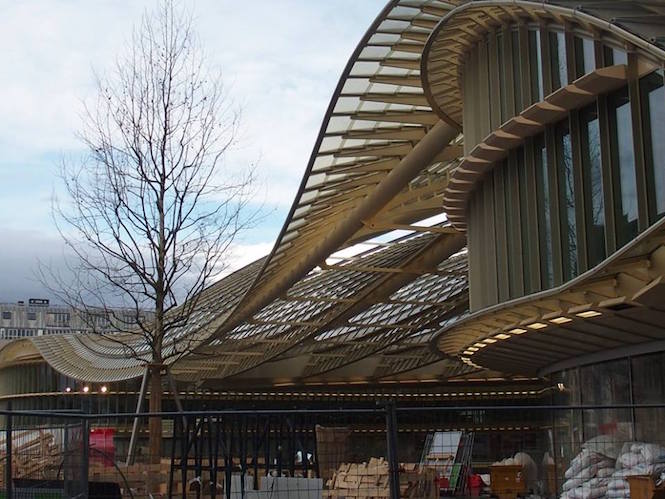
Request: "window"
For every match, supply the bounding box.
[580,105,606,267]
[529,30,544,103]
[535,134,554,288]
[581,359,632,439]
[605,46,627,66]
[609,88,638,247]
[511,31,522,113]
[2,311,11,320]
[640,70,665,220]
[27,312,37,321]
[505,152,522,298]
[550,31,568,90]
[518,149,532,293]
[556,120,578,280]
[497,32,508,122]
[632,352,665,440]
[91,313,110,329]
[47,312,70,327]
[574,37,596,78]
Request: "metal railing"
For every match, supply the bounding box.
[0,403,663,498]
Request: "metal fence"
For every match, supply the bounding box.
[0,403,664,499]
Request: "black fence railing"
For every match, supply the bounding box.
[0,403,663,499]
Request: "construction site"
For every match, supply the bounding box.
[2,0,665,498]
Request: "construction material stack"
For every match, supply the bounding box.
[324,457,437,499]
[0,430,60,484]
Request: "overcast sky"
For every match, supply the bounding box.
[0,0,385,303]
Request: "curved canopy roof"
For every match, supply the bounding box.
[435,218,665,376]
[1,0,476,386]
[207,0,465,340]
[420,0,665,230]
[422,0,665,127]
[420,0,665,375]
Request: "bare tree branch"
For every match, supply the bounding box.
[39,0,259,458]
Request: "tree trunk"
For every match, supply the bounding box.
[148,363,163,464]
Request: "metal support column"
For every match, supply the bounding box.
[126,367,149,466]
[385,403,400,499]
[5,402,11,499]
[166,368,187,427]
[81,418,90,499]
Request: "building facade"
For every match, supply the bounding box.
[0,299,146,339]
[1,0,665,490]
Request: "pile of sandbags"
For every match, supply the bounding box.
[560,449,615,499]
[607,443,665,499]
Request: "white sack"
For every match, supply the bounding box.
[563,478,584,492]
[597,467,615,478]
[566,451,605,479]
[569,484,608,499]
[633,443,665,465]
[607,478,629,491]
[583,435,626,460]
[619,452,646,469]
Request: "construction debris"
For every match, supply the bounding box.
[0,430,60,485]
[324,457,437,499]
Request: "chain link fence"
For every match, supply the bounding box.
[0,403,663,499]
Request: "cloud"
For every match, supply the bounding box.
[0,228,70,303]
[0,227,275,305]
[223,242,275,276]
[0,0,386,301]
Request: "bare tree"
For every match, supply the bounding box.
[45,0,255,460]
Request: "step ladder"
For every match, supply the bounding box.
[419,431,474,496]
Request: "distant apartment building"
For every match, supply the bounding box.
[0,298,146,339]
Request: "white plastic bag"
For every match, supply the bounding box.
[563,478,584,491]
[619,452,646,469]
[597,467,615,478]
[583,435,625,460]
[566,451,606,479]
[635,443,665,465]
[607,478,629,491]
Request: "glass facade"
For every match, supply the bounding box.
[498,32,508,123]
[518,149,533,294]
[632,351,665,441]
[574,36,595,78]
[580,105,606,267]
[512,31,523,113]
[529,29,544,103]
[556,121,578,280]
[463,23,665,310]
[505,154,521,297]
[535,135,554,289]
[550,31,568,90]
[609,88,639,247]
[546,351,665,497]
[553,351,665,447]
[641,70,665,219]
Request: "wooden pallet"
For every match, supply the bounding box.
[324,458,436,499]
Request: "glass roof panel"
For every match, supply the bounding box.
[358,100,389,112]
[360,46,392,59]
[387,6,421,18]
[333,96,362,114]
[378,19,411,31]
[368,33,401,44]
[319,136,344,152]
[377,65,414,76]
[325,115,353,134]
[350,61,381,76]
[341,78,371,94]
